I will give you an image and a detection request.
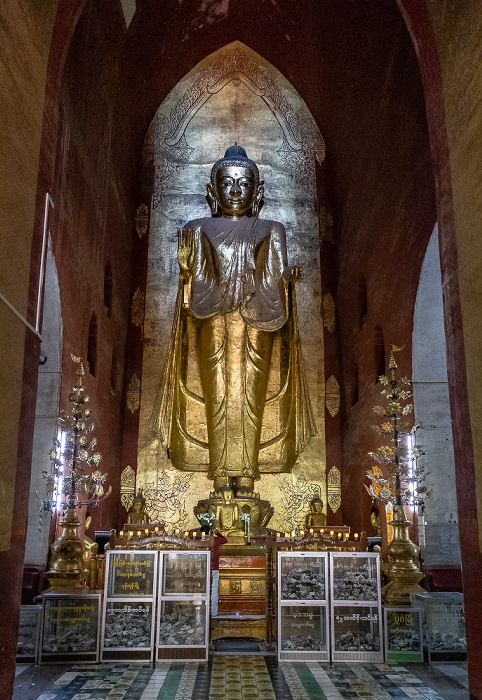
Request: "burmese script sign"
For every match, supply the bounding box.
[280,606,326,652]
[384,607,423,661]
[107,552,157,597]
[17,605,41,660]
[41,596,100,655]
[103,602,153,649]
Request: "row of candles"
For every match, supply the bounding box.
[275,530,359,541]
[119,527,210,540]
[117,527,359,542]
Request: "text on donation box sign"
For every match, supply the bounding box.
[280,607,326,652]
[109,554,155,596]
[104,603,152,649]
[17,606,41,658]
[42,599,98,653]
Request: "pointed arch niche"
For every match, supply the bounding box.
[137,42,329,531]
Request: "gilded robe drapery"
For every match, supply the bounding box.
[149,216,316,480]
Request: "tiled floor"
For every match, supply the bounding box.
[13,659,469,700]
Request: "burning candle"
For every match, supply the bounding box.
[330,530,334,537]
[338,532,342,539]
[137,530,141,536]
[155,526,159,532]
[309,528,314,534]
[119,531,124,537]
[145,529,149,534]
[354,532,359,539]
[300,530,304,536]
[184,531,189,537]
[284,532,289,538]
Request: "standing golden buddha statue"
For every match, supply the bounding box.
[150,145,316,531]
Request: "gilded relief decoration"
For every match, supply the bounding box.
[120,465,136,512]
[325,375,340,417]
[141,470,193,529]
[144,46,326,206]
[126,374,141,413]
[130,288,145,328]
[275,472,322,531]
[327,466,341,513]
[135,203,149,238]
[322,293,335,333]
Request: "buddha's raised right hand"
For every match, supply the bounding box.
[177,227,195,275]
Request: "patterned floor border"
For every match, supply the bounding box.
[13,659,469,700]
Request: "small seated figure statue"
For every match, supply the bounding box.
[305,496,327,528]
[127,493,150,524]
[214,486,243,541]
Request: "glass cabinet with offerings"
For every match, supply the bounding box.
[384,607,424,662]
[101,550,158,661]
[277,552,329,661]
[156,551,210,661]
[413,592,466,662]
[330,552,382,661]
[39,593,101,663]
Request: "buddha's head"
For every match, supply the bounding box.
[207,144,264,218]
[221,485,234,502]
[311,497,324,513]
[132,493,145,512]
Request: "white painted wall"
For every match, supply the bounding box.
[412,224,460,565]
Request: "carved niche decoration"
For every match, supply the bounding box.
[144,47,326,207]
[322,293,335,333]
[126,374,141,413]
[325,375,340,417]
[327,466,341,514]
[120,465,136,512]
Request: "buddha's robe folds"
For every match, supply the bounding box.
[149,216,316,481]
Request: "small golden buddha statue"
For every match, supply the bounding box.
[214,486,243,541]
[127,493,150,524]
[305,496,327,528]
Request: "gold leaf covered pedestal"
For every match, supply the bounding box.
[45,508,87,592]
[382,505,424,606]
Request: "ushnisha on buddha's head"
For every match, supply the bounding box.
[206,144,264,218]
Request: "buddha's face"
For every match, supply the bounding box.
[313,501,323,513]
[214,165,257,218]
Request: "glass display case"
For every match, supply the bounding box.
[332,605,382,660]
[330,552,380,602]
[278,552,329,660]
[101,550,158,661]
[39,593,101,663]
[329,552,382,661]
[384,607,423,662]
[106,551,157,597]
[156,550,210,661]
[161,552,208,596]
[412,592,466,662]
[17,605,41,663]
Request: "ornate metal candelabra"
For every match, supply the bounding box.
[365,346,429,605]
[45,355,110,591]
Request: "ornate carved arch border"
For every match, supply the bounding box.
[143,42,326,207]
